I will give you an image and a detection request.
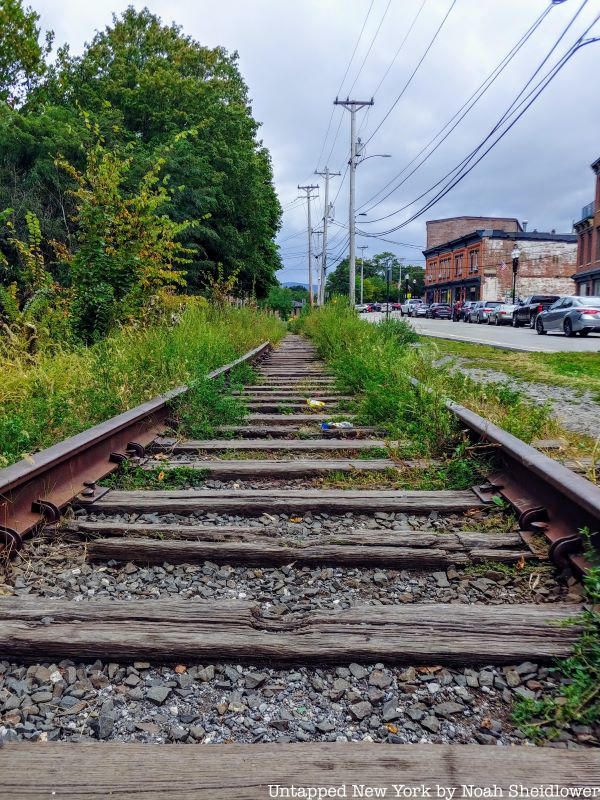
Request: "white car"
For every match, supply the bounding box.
[402,299,423,316]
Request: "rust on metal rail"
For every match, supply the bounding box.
[0,342,271,548]
[408,377,600,575]
[449,399,600,575]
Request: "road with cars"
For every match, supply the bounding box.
[365,312,600,352]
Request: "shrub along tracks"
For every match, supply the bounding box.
[0,334,599,796]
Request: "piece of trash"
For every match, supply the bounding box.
[329,421,354,429]
[307,398,326,408]
[289,517,303,523]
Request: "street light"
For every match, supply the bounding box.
[511,245,521,304]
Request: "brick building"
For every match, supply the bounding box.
[573,156,600,296]
[423,216,576,304]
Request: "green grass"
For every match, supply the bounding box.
[296,302,562,458]
[512,531,600,743]
[101,464,209,490]
[428,338,600,402]
[0,305,285,467]
[321,451,488,490]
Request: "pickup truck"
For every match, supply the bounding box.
[400,298,422,316]
[512,295,560,328]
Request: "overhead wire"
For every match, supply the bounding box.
[371,0,429,98]
[346,0,394,95]
[363,0,457,146]
[358,1,555,214]
[364,2,598,235]
[314,0,376,171]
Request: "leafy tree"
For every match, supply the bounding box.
[326,252,424,301]
[264,285,293,319]
[39,7,282,297]
[0,0,53,104]
[58,134,190,342]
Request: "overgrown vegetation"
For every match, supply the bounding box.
[101,464,209,490]
[0,304,284,467]
[295,302,561,458]
[321,452,488,491]
[512,531,600,743]
[0,2,283,350]
[429,338,600,403]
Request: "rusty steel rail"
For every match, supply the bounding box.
[447,400,600,575]
[0,341,271,549]
[410,375,599,575]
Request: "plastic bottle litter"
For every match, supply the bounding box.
[321,421,354,430]
[306,398,326,409]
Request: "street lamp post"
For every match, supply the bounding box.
[511,245,521,304]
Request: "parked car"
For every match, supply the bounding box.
[459,300,477,322]
[369,302,382,312]
[409,301,427,317]
[400,298,422,316]
[512,295,560,329]
[413,303,429,317]
[426,303,452,319]
[391,302,402,311]
[536,296,600,337]
[355,304,369,313]
[487,303,517,325]
[471,300,503,324]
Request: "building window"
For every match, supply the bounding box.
[454,253,463,276]
[469,250,478,273]
[596,229,600,262]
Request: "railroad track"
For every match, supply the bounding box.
[0,333,599,797]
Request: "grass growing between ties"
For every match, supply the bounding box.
[101,464,209,490]
[512,531,600,744]
[429,338,600,402]
[0,305,285,467]
[321,450,489,491]
[295,302,562,458]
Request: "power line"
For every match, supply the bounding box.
[363,0,457,146]
[314,0,376,171]
[369,35,600,236]
[364,2,597,235]
[346,0,394,95]
[371,0,429,98]
[358,1,555,215]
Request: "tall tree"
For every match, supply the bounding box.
[40,8,282,297]
[0,0,52,104]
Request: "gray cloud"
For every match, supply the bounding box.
[35,0,600,285]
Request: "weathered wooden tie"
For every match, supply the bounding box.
[1,742,598,800]
[151,437,387,452]
[88,487,484,515]
[142,458,395,477]
[85,533,534,568]
[0,598,579,663]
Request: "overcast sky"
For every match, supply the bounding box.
[35,0,600,285]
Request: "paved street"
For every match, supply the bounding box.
[365,312,600,353]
